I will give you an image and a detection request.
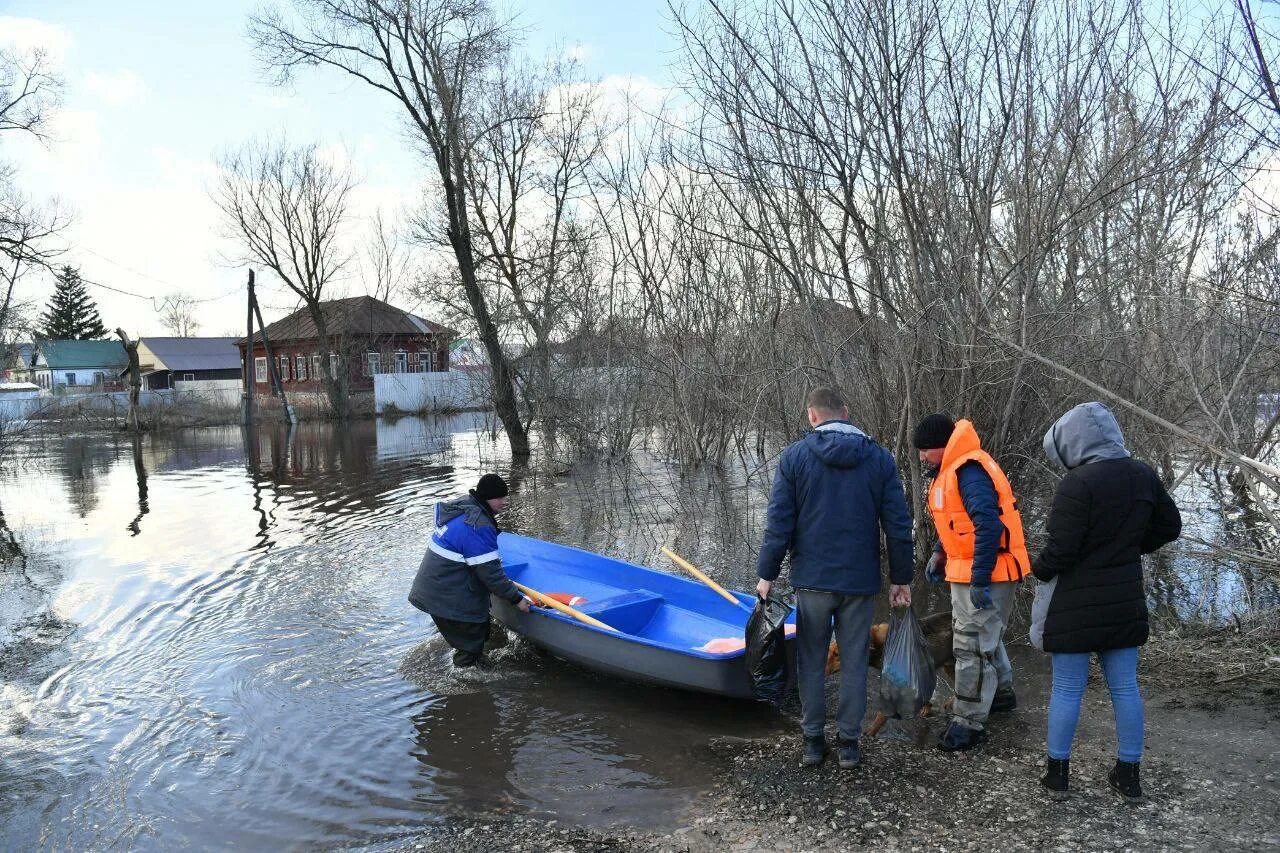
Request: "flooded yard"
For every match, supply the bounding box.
[0,417,1275,850]
[0,418,785,849]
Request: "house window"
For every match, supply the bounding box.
[255,357,267,382]
[183,373,195,382]
[329,353,339,378]
[423,350,437,373]
[295,354,307,380]
[93,372,106,386]
[278,356,290,381]
[394,351,408,373]
[65,372,77,386]
[365,352,380,376]
[311,354,321,379]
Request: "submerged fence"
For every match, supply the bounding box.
[373,371,488,415]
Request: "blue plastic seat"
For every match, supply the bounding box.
[577,589,664,634]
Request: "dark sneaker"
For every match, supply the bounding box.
[1041,757,1069,801]
[1108,761,1144,804]
[991,686,1017,713]
[801,736,828,767]
[837,739,861,770]
[937,721,986,753]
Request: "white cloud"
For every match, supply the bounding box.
[83,68,146,106]
[0,16,72,62]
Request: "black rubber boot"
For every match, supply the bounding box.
[1040,757,1069,801]
[837,739,861,770]
[801,736,828,767]
[937,721,986,753]
[1108,760,1143,804]
[990,686,1017,713]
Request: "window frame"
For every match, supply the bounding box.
[255,357,267,382]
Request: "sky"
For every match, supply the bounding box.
[1,1,676,337]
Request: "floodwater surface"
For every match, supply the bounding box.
[0,418,784,850]
[0,417,1274,849]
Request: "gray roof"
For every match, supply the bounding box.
[5,343,34,369]
[140,337,242,372]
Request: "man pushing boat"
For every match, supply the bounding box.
[409,473,533,669]
[756,386,915,769]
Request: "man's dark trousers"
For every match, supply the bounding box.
[795,589,875,741]
[431,615,489,666]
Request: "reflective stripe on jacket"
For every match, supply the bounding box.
[928,420,1031,584]
[408,493,522,623]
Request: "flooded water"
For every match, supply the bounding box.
[0,417,786,850]
[0,417,1274,849]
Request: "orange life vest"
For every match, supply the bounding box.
[927,419,1031,584]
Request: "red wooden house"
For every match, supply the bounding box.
[237,295,456,394]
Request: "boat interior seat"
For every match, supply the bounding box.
[577,589,664,634]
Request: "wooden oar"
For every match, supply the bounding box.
[514,581,620,633]
[661,547,752,612]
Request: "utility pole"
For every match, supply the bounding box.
[242,270,256,425]
[250,272,297,425]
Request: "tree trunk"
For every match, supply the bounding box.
[444,162,530,457]
[116,328,143,433]
[306,301,349,420]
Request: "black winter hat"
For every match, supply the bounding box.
[912,414,956,450]
[474,473,510,501]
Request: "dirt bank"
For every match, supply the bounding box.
[397,639,1279,852]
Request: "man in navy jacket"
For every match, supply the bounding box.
[409,474,532,668]
[757,386,915,769]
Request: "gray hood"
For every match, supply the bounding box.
[1043,402,1130,469]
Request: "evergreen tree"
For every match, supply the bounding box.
[38,266,108,340]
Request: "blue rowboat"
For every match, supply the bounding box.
[492,533,796,699]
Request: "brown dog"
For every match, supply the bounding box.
[825,610,956,736]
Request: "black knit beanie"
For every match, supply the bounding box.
[474,473,510,501]
[912,414,956,450]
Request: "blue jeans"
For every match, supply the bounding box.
[1048,646,1144,762]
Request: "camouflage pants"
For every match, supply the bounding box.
[950,581,1016,731]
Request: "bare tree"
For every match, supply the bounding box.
[1,47,67,337]
[251,0,532,456]
[363,209,411,303]
[212,138,355,418]
[157,293,202,337]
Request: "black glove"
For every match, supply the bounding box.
[925,551,945,583]
[969,583,994,610]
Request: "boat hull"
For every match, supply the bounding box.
[492,533,795,699]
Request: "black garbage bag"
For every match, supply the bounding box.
[745,595,792,707]
[877,607,937,720]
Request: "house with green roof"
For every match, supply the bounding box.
[31,340,129,392]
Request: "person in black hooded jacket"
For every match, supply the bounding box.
[1030,402,1181,804]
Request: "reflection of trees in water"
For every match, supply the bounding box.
[53,434,120,519]
[126,434,149,537]
[240,421,457,551]
[510,453,760,587]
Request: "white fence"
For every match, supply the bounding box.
[373,371,488,415]
[0,387,243,422]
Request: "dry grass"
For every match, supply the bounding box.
[1144,608,1280,701]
